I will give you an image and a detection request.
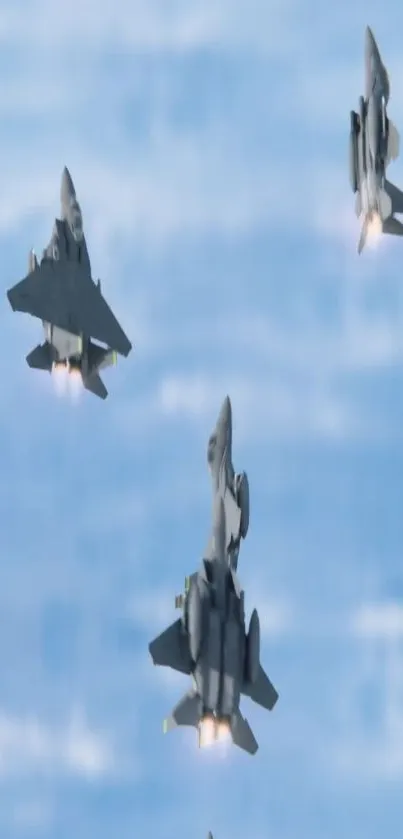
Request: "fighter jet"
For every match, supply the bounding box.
[349,26,403,253]
[149,495,279,756]
[7,167,132,399]
[207,396,249,571]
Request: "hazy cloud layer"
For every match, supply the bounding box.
[0,2,402,839]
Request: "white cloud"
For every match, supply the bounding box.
[0,142,322,255]
[128,587,180,635]
[248,594,293,638]
[155,372,378,442]
[330,601,403,781]
[351,602,403,640]
[0,2,369,254]
[0,0,302,55]
[0,708,114,779]
[0,0,400,269]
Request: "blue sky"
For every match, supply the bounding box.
[1,0,403,836]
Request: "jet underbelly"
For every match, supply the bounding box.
[44,323,83,360]
[195,608,222,711]
[220,618,244,717]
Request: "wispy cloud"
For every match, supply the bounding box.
[329,601,403,782]
[351,602,403,640]
[1,1,403,838]
[0,708,114,779]
[153,370,384,442]
[0,0,303,55]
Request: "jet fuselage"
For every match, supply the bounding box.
[184,566,247,726]
[207,396,250,568]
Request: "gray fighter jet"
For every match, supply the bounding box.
[349,26,403,253]
[207,396,249,571]
[149,495,278,756]
[7,167,132,399]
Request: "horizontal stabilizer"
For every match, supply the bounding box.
[163,690,200,732]
[83,373,108,400]
[231,710,258,755]
[385,179,403,215]
[243,664,279,711]
[26,341,56,371]
[387,120,400,162]
[382,216,403,237]
[149,618,191,675]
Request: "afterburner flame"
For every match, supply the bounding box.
[198,717,216,748]
[216,721,231,743]
[51,362,83,400]
[68,366,84,401]
[198,716,231,748]
[52,362,69,395]
[366,212,383,247]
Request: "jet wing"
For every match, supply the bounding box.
[149,619,192,675]
[7,261,132,357]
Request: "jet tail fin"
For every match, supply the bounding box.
[26,341,55,371]
[231,710,258,755]
[28,249,39,274]
[83,373,108,400]
[163,690,200,733]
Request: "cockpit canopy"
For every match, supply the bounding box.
[370,57,390,104]
[69,200,83,242]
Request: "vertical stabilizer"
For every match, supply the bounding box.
[28,249,38,273]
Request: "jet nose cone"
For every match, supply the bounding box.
[61,166,76,204]
[365,26,380,63]
[218,394,232,427]
[366,25,375,45]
